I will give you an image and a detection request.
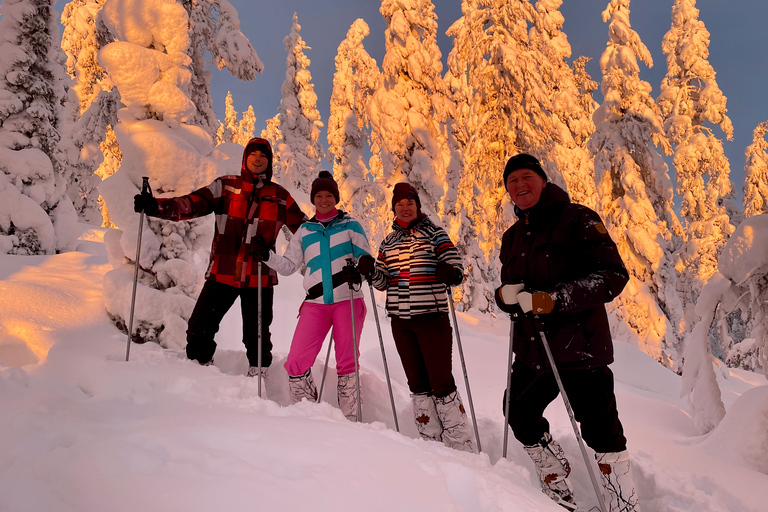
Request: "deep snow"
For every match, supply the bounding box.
[0,225,766,512]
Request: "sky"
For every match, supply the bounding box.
[209,0,768,201]
[0,223,767,511]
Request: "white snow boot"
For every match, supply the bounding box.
[523,433,577,511]
[337,373,361,421]
[595,450,641,512]
[411,392,443,442]
[246,366,268,392]
[288,369,318,404]
[433,391,474,453]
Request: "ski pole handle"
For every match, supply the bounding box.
[141,176,151,196]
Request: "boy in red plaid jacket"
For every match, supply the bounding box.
[134,138,307,381]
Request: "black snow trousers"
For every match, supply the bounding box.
[390,313,457,398]
[186,279,274,367]
[504,359,627,453]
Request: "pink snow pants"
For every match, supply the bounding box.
[284,298,367,377]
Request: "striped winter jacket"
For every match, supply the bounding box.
[265,211,371,304]
[151,167,307,289]
[370,215,464,319]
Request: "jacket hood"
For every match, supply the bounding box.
[514,183,570,218]
[241,137,273,182]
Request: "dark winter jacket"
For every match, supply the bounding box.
[500,183,628,373]
[150,139,308,288]
[370,215,463,319]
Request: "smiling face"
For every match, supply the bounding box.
[246,149,269,175]
[506,168,547,210]
[313,190,337,216]
[394,198,419,223]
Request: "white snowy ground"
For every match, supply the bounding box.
[1,226,767,512]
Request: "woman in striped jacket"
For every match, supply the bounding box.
[260,171,370,421]
[358,182,474,452]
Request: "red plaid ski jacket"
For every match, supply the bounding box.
[152,140,307,288]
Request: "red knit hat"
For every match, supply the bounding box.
[310,171,340,204]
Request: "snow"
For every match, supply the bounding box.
[1,226,767,511]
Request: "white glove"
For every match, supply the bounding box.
[499,283,525,305]
[517,291,533,313]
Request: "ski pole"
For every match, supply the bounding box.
[125,177,151,362]
[317,328,333,402]
[533,315,608,512]
[447,289,482,453]
[502,319,515,458]
[367,279,399,432]
[346,259,362,422]
[257,260,263,398]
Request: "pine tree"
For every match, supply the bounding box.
[0,0,78,255]
[268,13,325,195]
[236,105,256,146]
[327,19,387,251]
[658,0,736,333]
[589,0,685,369]
[370,0,455,219]
[181,0,263,138]
[743,121,768,218]
[217,91,255,146]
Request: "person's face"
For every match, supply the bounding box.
[394,198,419,223]
[246,149,269,174]
[313,190,336,215]
[506,168,547,210]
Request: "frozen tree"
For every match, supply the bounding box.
[370,0,456,220]
[217,91,255,146]
[97,0,239,347]
[0,0,79,255]
[327,19,388,251]
[658,0,736,333]
[682,214,768,432]
[589,0,685,370]
[271,13,324,195]
[181,0,263,138]
[743,121,768,218]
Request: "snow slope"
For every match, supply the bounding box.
[0,226,766,512]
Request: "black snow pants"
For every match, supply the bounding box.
[503,359,627,453]
[186,279,274,367]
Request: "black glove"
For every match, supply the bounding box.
[357,255,375,277]
[435,262,461,285]
[252,235,270,262]
[133,192,158,215]
[341,263,362,285]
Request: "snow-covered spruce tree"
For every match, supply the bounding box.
[0,0,79,255]
[327,19,388,251]
[682,214,768,432]
[271,12,324,195]
[370,0,455,220]
[589,0,685,370]
[218,90,255,146]
[180,0,263,139]
[658,0,736,333]
[743,121,768,218]
[97,0,241,347]
[60,0,114,225]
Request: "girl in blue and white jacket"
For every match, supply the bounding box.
[262,171,370,421]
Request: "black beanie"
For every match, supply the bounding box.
[391,182,421,212]
[310,171,340,203]
[503,153,547,186]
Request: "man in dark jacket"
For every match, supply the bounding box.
[495,154,640,512]
[133,138,307,385]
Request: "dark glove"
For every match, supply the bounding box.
[518,290,558,315]
[133,192,158,215]
[357,255,375,277]
[252,235,270,262]
[435,262,462,286]
[341,263,362,285]
[495,283,525,314]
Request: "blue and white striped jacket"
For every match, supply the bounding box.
[265,211,371,304]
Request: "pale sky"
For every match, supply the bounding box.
[207,0,767,198]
